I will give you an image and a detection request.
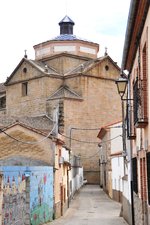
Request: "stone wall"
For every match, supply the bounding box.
[6,68,62,117]
[64,73,121,183]
[122,194,132,225]
[134,193,144,225]
[4,54,122,184]
[0,125,54,165]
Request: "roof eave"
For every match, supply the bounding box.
[121,0,149,72]
[5,58,26,85]
[121,0,138,71]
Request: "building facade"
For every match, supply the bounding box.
[0,15,122,184]
[97,122,125,202]
[121,1,150,224]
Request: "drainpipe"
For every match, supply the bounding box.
[130,142,135,225]
[128,80,135,225]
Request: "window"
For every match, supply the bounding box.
[0,96,6,109]
[133,43,148,128]
[22,82,28,96]
[132,157,138,194]
[23,67,27,73]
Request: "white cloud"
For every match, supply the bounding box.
[0,0,130,82]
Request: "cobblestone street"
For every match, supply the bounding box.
[46,185,128,225]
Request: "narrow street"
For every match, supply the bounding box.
[46,185,128,225]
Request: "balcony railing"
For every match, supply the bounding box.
[133,79,148,128]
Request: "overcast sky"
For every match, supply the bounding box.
[0,0,131,83]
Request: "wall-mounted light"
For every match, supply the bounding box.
[115,77,128,99]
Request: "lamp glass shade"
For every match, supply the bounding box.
[115,77,128,97]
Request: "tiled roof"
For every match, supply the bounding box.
[5,58,62,85]
[29,60,60,75]
[0,83,6,93]
[0,115,53,132]
[51,34,95,44]
[65,55,120,75]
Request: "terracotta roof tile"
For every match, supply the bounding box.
[0,115,54,132]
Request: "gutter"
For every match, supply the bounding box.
[122,0,149,73]
[121,0,138,71]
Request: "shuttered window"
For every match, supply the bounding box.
[146,152,150,204]
[132,157,138,194]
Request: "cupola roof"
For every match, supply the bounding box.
[59,15,75,35]
[59,15,75,24]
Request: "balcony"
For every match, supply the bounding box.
[133,79,148,128]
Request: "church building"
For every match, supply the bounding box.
[0,15,122,183]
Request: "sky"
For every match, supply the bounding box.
[0,0,131,83]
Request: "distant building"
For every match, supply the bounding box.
[97,121,124,202]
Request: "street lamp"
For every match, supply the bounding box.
[115,76,135,225]
[115,77,128,99]
[115,77,128,155]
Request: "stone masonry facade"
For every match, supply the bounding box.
[0,16,122,183]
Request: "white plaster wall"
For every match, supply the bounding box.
[122,162,131,204]
[69,167,83,197]
[62,147,69,162]
[111,157,124,191]
[110,122,122,154]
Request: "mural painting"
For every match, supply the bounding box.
[0,166,53,225]
[2,167,27,225]
[30,167,53,225]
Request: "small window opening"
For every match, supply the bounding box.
[105,65,109,71]
[0,96,6,108]
[23,67,27,73]
[22,82,28,96]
